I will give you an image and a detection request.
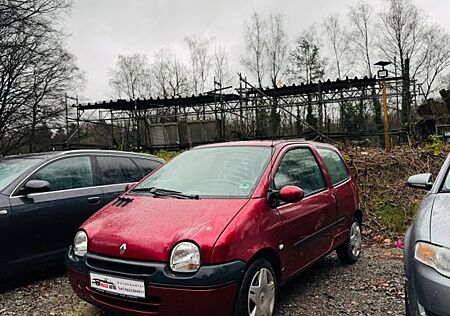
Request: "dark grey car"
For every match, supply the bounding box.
[0,150,164,276]
[404,154,450,316]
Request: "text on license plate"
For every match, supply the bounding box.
[89,272,145,298]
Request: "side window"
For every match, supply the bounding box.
[274,148,326,196]
[31,156,93,191]
[317,148,349,186]
[133,158,162,176]
[96,156,142,185]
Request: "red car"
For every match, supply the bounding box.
[66,141,362,316]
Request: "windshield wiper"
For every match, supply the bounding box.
[131,187,199,200]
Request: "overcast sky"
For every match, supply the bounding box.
[65,0,450,102]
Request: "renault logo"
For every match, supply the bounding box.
[119,243,127,255]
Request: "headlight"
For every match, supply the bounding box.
[73,230,88,257]
[170,241,200,273]
[415,242,450,277]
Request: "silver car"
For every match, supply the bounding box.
[404,154,450,316]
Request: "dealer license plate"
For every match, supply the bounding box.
[89,272,145,298]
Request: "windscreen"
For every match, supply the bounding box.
[0,158,42,191]
[133,146,272,198]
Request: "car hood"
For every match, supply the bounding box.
[430,194,450,248]
[82,195,249,263]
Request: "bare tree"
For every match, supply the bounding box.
[109,53,152,100]
[242,12,267,88]
[379,0,427,77]
[0,0,78,154]
[185,35,212,94]
[265,14,289,88]
[152,48,189,97]
[27,37,83,151]
[0,0,71,32]
[419,26,450,99]
[212,45,234,87]
[348,1,376,77]
[324,14,351,79]
[379,0,428,124]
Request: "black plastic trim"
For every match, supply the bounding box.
[65,247,246,289]
[293,217,346,248]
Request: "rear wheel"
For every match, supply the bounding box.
[337,217,362,264]
[235,259,277,316]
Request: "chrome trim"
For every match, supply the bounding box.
[11,182,128,199]
[0,209,8,215]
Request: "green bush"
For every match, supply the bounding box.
[426,135,444,155]
[154,150,181,161]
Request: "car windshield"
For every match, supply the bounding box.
[0,158,42,192]
[133,146,272,198]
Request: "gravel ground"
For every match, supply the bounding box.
[0,245,405,316]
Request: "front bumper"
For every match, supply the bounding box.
[411,261,450,316]
[65,247,246,316]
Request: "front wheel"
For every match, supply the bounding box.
[337,217,362,264]
[235,259,277,316]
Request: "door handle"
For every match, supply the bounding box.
[87,196,101,205]
[331,193,339,207]
[0,209,8,215]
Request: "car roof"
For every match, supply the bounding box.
[195,140,338,151]
[2,150,163,161]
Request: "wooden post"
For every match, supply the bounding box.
[382,79,390,152]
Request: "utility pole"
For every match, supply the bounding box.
[382,79,390,152]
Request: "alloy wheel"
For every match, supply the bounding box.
[248,267,276,316]
[350,222,362,258]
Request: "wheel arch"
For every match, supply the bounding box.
[247,248,282,283]
[353,209,363,225]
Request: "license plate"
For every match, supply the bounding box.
[89,272,145,298]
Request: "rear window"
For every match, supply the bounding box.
[317,148,349,186]
[133,158,162,176]
[96,156,142,185]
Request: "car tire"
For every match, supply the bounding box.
[337,217,362,264]
[234,258,277,316]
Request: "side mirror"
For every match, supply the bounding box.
[22,180,51,195]
[279,186,305,203]
[407,173,433,191]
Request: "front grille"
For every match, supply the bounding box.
[86,286,161,314]
[86,253,157,277]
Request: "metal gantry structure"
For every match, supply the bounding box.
[67,75,413,151]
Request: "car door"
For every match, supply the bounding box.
[316,147,355,236]
[10,156,103,263]
[94,155,144,205]
[0,194,12,267]
[273,146,337,277]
